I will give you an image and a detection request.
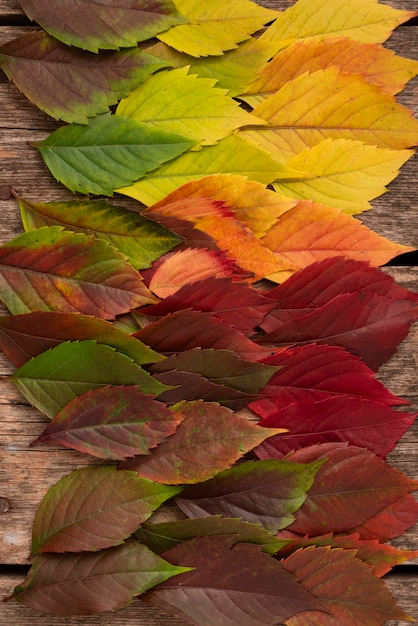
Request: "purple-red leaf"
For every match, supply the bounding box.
[279,443,418,540]
[249,344,407,420]
[254,396,416,458]
[31,466,182,555]
[282,546,413,625]
[133,309,277,362]
[121,400,284,484]
[176,458,323,532]
[144,535,322,626]
[32,386,184,461]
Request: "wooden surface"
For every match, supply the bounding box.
[0,0,417,624]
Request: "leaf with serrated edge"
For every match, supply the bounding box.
[144,535,322,625]
[121,400,284,484]
[157,0,279,57]
[9,540,190,616]
[137,516,289,555]
[241,68,418,160]
[37,114,196,196]
[261,0,416,47]
[17,195,181,270]
[176,458,324,532]
[31,466,182,555]
[0,226,155,319]
[17,0,187,52]
[118,134,309,206]
[0,311,163,368]
[12,340,170,419]
[241,37,418,106]
[0,31,169,124]
[32,386,184,460]
[117,66,265,147]
[272,139,414,215]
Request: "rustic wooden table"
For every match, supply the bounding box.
[0,0,417,624]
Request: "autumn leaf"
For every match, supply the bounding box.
[346,495,418,543]
[241,37,418,105]
[0,30,169,124]
[36,113,196,196]
[176,458,323,532]
[143,276,275,336]
[282,546,413,626]
[9,540,189,616]
[0,311,163,368]
[249,344,408,420]
[133,310,277,363]
[261,0,417,48]
[157,0,279,57]
[0,226,155,319]
[254,396,416,458]
[30,466,182,555]
[144,535,322,626]
[137,516,288,556]
[12,340,170,418]
[17,0,187,52]
[241,67,418,160]
[260,199,413,279]
[32,386,184,461]
[281,443,418,539]
[17,195,181,270]
[117,66,264,146]
[118,134,308,205]
[121,400,283,484]
[272,139,414,214]
[149,38,279,97]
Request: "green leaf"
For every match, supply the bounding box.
[17,0,187,52]
[36,114,196,196]
[32,386,184,460]
[176,458,324,532]
[121,400,284,484]
[138,516,289,556]
[0,30,169,124]
[31,466,182,555]
[0,226,155,318]
[118,134,308,205]
[148,38,279,97]
[117,66,264,146]
[17,196,181,269]
[157,0,279,57]
[10,540,189,616]
[12,340,171,418]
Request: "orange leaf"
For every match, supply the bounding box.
[261,200,413,282]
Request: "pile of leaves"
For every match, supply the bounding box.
[1,0,418,623]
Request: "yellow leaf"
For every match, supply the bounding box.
[148,38,279,97]
[116,67,264,147]
[261,0,417,48]
[272,138,414,216]
[117,135,307,206]
[149,174,297,237]
[157,0,279,57]
[240,67,418,161]
[241,37,418,106]
[261,199,413,282]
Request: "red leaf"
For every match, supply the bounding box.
[121,400,283,484]
[32,386,184,460]
[258,291,418,370]
[282,546,413,625]
[249,344,407,419]
[133,310,277,362]
[347,494,418,543]
[253,396,416,458]
[144,535,322,626]
[143,276,275,336]
[280,443,418,539]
